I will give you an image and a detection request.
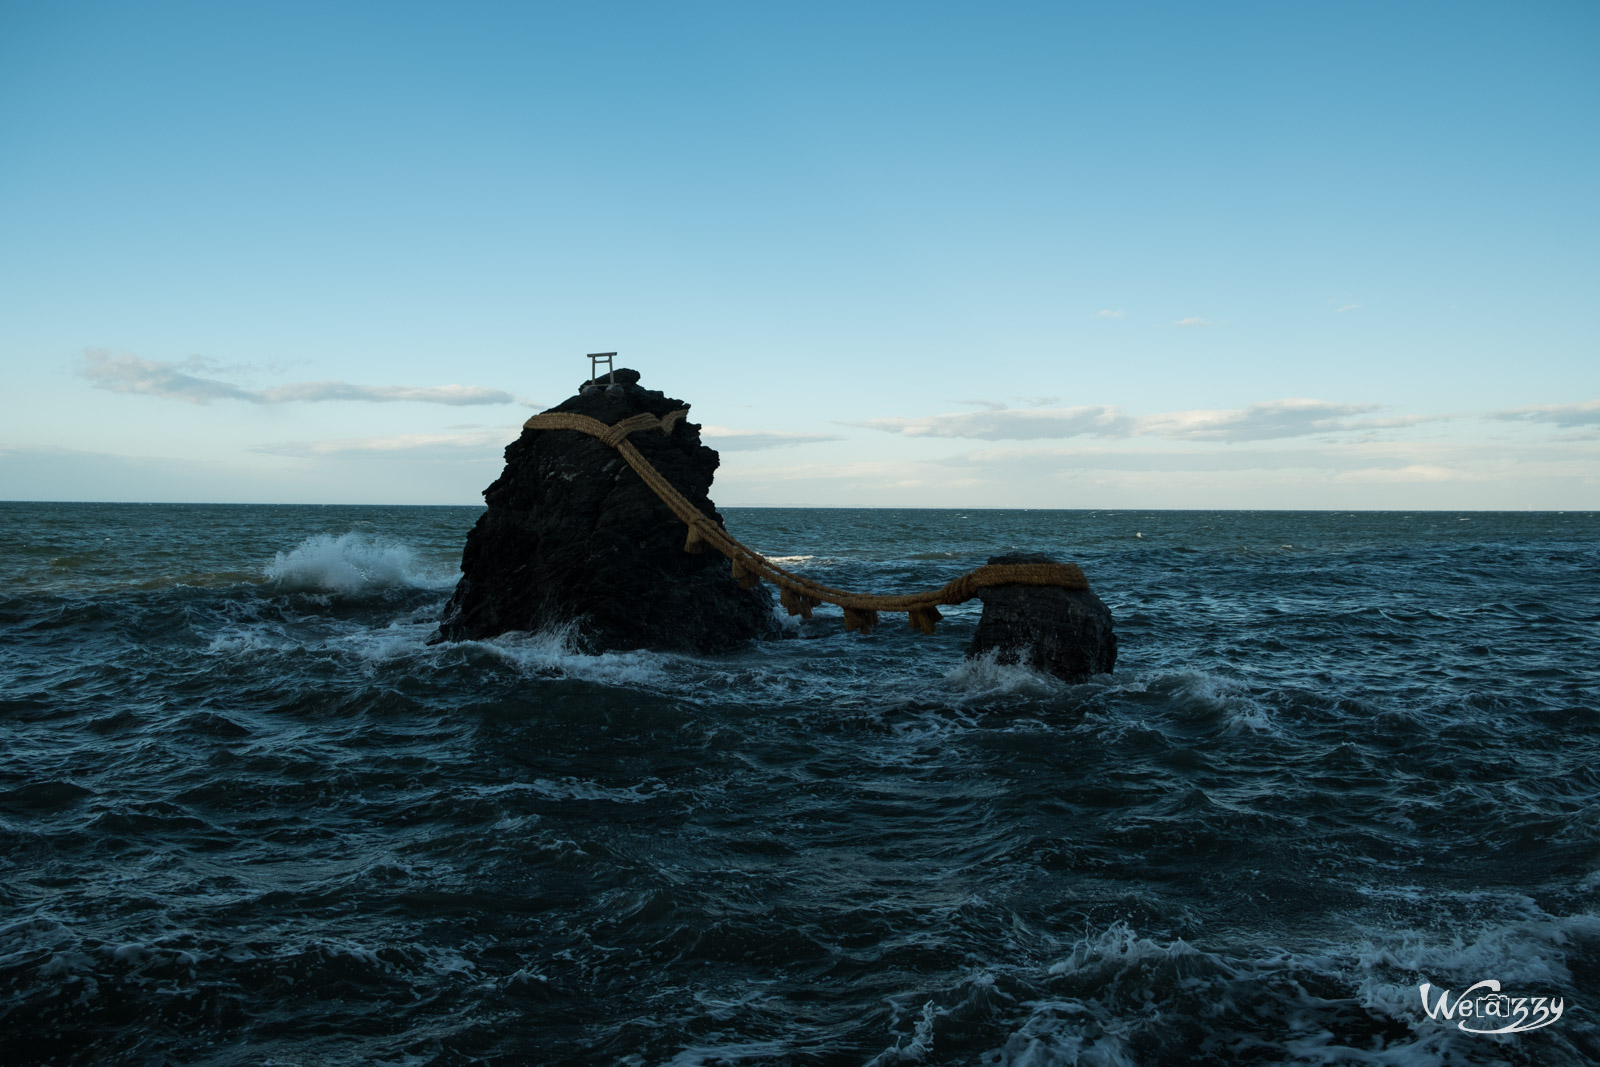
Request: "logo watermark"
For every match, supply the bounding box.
[1419,980,1565,1034]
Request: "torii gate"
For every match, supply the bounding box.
[588,351,616,385]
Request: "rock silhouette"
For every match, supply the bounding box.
[965,553,1117,682]
[429,369,776,652]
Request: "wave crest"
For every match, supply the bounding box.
[265,533,451,594]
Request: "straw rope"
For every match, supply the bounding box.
[522,408,1089,634]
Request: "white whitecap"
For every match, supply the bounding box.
[464,625,677,689]
[264,532,453,595]
[943,648,1067,699]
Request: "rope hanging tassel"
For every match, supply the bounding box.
[522,408,1093,635]
[729,554,760,589]
[841,608,879,635]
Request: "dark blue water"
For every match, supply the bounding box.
[2,503,1597,1065]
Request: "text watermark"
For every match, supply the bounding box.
[1419,980,1565,1034]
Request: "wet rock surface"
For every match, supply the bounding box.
[966,552,1117,682]
[430,370,776,652]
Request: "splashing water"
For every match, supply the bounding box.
[265,531,451,594]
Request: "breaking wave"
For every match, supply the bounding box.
[264,532,453,594]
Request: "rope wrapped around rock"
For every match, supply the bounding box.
[523,409,1091,635]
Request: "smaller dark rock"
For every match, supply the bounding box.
[966,553,1116,683]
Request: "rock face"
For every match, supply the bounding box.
[966,553,1117,682]
[429,369,776,652]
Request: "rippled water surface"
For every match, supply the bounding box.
[2,502,1597,1065]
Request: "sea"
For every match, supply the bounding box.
[1,502,1596,1066]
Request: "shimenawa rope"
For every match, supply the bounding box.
[523,408,1089,635]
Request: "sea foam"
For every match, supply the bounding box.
[265,532,451,595]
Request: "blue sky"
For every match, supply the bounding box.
[2,1,1595,507]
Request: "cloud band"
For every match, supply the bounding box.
[81,349,514,406]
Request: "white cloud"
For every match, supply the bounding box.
[1136,398,1382,441]
[854,398,1424,443]
[1493,399,1600,427]
[943,445,1340,472]
[263,382,513,405]
[1096,309,1125,318]
[81,349,514,406]
[718,458,934,484]
[853,405,1134,440]
[1175,316,1212,327]
[81,350,259,403]
[1337,303,1361,312]
[252,429,517,457]
[698,426,842,450]
[1331,464,1461,484]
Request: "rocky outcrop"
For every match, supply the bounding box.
[965,553,1116,682]
[429,369,776,652]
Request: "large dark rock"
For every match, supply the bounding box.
[965,553,1116,682]
[429,370,776,652]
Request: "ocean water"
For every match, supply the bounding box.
[1,502,1597,1066]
